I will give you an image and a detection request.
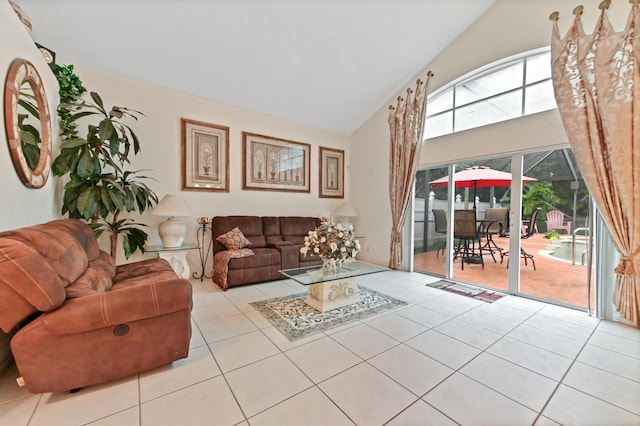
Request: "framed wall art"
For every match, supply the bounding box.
[181,118,229,192]
[319,146,344,198]
[242,132,310,193]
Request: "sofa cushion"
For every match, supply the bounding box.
[262,216,283,245]
[228,248,280,269]
[279,217,321,245]
[0,219,97,287]
[212,216,267,253]
[0,238,66,321]
[51,219,101,261]
[65,252,116,299]
[112,258,177,290]
[93,250,117,278]
[216,227,252,250]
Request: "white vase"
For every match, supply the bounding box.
[320,256,344,274]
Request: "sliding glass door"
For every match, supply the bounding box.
[413,166,450,278]
[448,156,512,292]
[516,149,596,309]
[413,148,597,310]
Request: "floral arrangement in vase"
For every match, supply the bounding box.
[300,217,360,272]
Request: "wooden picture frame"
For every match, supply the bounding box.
[319,146,344,198]
[181,118,229,192]
[242,132,310,193]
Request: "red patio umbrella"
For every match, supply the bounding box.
[429,166,536,208]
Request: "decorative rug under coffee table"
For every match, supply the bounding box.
[425,279,506,303]
[250,287,407,341]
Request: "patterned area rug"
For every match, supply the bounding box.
[250,287,407,341]
[426,279,506,303]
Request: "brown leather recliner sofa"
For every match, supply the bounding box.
[0,219,193,393]
[212,216,322,289]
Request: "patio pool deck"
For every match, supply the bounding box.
[413,233,596,309]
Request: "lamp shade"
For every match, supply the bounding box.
[334,201,358,217]
[152,194,193,217]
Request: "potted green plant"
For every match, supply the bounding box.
[52,64,158,259]
[521,181,560,217]
[543,229,561,240]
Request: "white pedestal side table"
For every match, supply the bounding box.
[146,243,199,279]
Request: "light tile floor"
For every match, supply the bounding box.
[1,271,639,425]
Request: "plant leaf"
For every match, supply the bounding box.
[89,92,106,113]
[60,137,88,149]
[76,187,99,220]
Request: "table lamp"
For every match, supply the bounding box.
[152,194,193,248]
[334,201,358,228]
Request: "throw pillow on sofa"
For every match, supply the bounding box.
[216,227,252,250]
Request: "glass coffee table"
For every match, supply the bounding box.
[280,260,389,312]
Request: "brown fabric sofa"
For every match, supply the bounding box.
[0,219,192,393]
[212,216,322,289]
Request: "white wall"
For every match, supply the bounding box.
[350,0,630,267]
[0,3,61,373]
[71,65,352,266]
[0,3,60,230]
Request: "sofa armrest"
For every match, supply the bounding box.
[37,278,192,335]
[273,244,300,270]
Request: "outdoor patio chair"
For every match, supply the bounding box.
[479,208,508,256]
[484,208,508,236]
[432,209,448,257]
[453,209,486,270]
[501,207,542,271]
[546,210,572,234]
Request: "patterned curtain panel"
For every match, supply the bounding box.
[388,72,432,269]
[550,2,640,326]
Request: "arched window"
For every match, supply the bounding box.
[425,47,556,139]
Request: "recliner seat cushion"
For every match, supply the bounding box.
[65,250,116,299]
[228,248,280,269]
[111,258,177,290]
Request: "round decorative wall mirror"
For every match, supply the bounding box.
[3,58,52,188]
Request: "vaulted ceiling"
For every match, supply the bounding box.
[18,0,495,134]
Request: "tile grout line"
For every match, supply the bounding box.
[320,325,427,425]
[227,285,343,424]
[530,319,602,425]
[152,278,623,424]
[261,285,446,425]
[208,277,571,422]
[188,310,252,423]
[25,393,42,426]
[236,295,357,424]
[383,281,538,424]
[416,301,547,421]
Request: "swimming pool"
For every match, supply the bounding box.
[546,236,589,264]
